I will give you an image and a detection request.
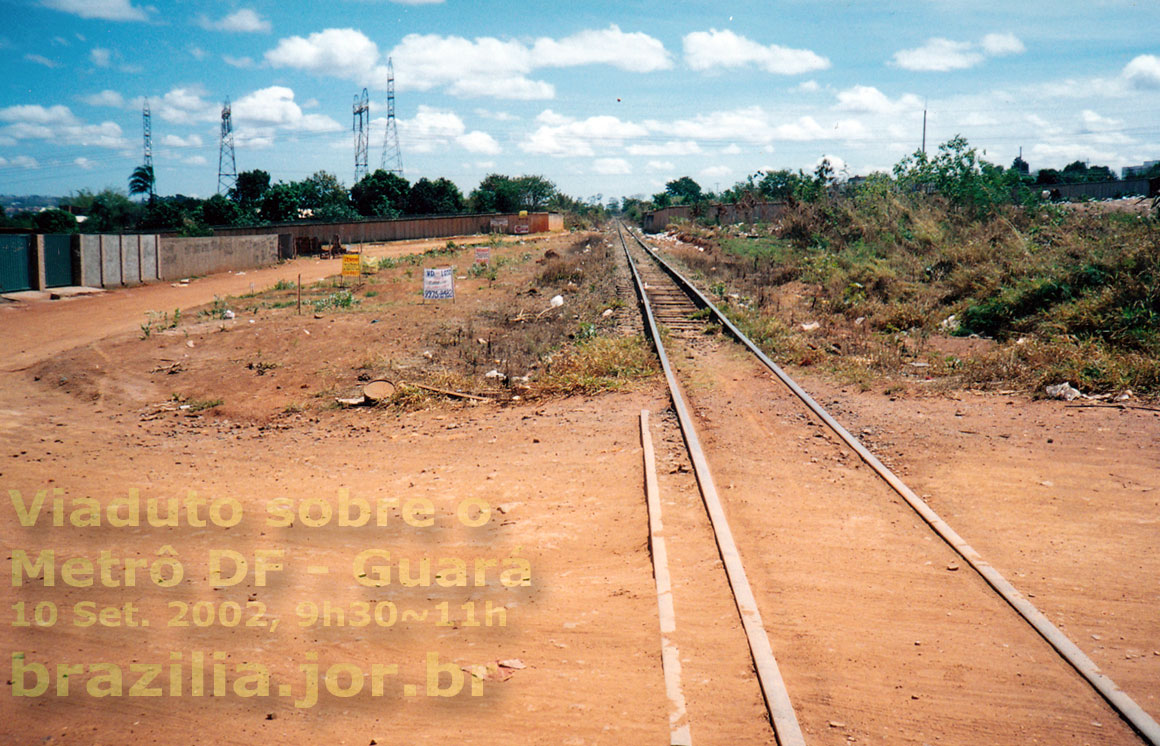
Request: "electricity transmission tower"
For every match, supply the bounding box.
[141,99,155,199]
[353,88,369,183]
[380,57,403,177]
[218,98,237,195]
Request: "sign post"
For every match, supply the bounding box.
[423,267,455,301]
[474,245,490,265]
[341,253,360,288]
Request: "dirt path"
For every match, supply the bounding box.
[0,233,543,371]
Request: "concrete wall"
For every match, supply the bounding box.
[1049,178,1159,201]
[78,235,101,287]
[157,235,278,281]
[642,201,787,232]
[99,235,122,286]
[121,235,140,285]
[212,211,564,252]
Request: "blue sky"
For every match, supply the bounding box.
[1,0,1158,202]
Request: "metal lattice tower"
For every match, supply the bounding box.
[142,99,155,198]
[218,98,237,195]
[353,88,369,183]
[380,58,403,176]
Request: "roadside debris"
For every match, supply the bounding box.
[550,294,565,308]
[800,321,820,331]
[1045,382,1084,401]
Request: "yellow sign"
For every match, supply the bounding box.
[341,253,361,277]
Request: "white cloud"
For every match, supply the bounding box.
[152,87,219,125]
[892,38,983,71]
[81,89,125,108]
[0,155,40,169]
[1123,55,1160,90]
[90,48,112,67]
[232,86,342,132]
[646,160,674,172]
[223,55,256,68]
[650,107,774,143]
[475,108,519,122]
[625,140,702,156]
[457,130,501,155]
[389,33,550,99]
[683,29,830,75]
[531,25,672,72]
[835,85,923,115]
[593,157,631,175]
[981,33,1025,56]
[1080,109,1120,132]
[1030,142,1117,167]
[267,26,670,100]
[721,144,742,155]
[24,54,60,68]
[0,104,125,148]
[393,105,500,155]
[182,155,208,166]
[700,165,731,181]
[41,0,148,22]
[74,157,94,169]
[200,9,271,33]
[793,80,821,93]
[893,33,1026,72]
[162,133,204,148]
[522,111,649,157]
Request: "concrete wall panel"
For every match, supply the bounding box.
[100,235,121,286]
[157,235,278,281]
[140,234,158,280]
[121,235,140,285]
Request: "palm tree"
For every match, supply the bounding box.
[129,164,155,201]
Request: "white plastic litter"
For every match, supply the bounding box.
[549,295,564,308]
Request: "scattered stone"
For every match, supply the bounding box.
[1116,390,1133,402]
[223,310,236,319]
[801,321,820,331]
[946,563,960,572]
[601,308,614,318]
[829,721,847,729]
[186,340,195,348]
[485,369,505,379]
[550,294,564,308]
[940,315,959,332]
[362,380,395,403]
[498,659,526,670]
[265,713,276,720]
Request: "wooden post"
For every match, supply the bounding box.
[297,273,301,315]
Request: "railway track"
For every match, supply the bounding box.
[615,222,1160,746]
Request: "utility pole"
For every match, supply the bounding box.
[380,57,403,177]
[217,98,237,195]
[921,99,927,155]
[142,99,155,198]
[353,88,369,184]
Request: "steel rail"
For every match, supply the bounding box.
[617,224,807,746]
[623,224,1160,746]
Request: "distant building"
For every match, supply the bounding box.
[1122,160,1160,179]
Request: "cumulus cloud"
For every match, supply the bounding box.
[892,33,1025,71]
[646,160,674,172]
[199,9,271,33]
[522,111,649,157]
[683,29,830,75]
[981,33,1025,56]
[1123,54,1160,89]
[700,165,732,181]
[393,105,500,155]
[73,157,94,169]
[266,26,669,100]
[593,157,631,175]
[531,25,672,72]
[162,133,203,148]
[151,87,219,125]
[835,85,923,115]
[0,104,126,148]
[232,86,342,132]
[223,55,256,69]
[90,48,112,67]
[41,0,149,21]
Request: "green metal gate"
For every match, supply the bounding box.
[0,234,32,292]
[43,234,74,287]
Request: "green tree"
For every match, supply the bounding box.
[514,175,556,209]
[469,173,521,213]
[664,176,703,204]
[201,193,244,226]
[63,188,140,233]
[230,169,271,209]
[894,135,1025,215]
[350,169,410,217]
[406,177,465,215]
[128,164,155,201]
[294,171,350,214]
[34,208,78,233]
[260,183,301,223]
